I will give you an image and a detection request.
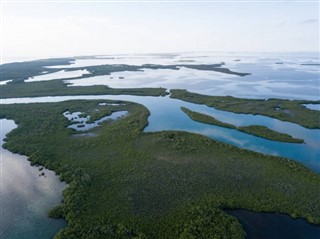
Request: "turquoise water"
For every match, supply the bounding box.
[3,94,318,172]
[0,119,66,239]
[144,96,320,172]
[2,95,319,238]
[1,52,319,238]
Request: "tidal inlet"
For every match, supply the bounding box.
[0,1,319,239]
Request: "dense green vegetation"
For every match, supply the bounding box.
[181,107,304,143]
[0,79,168,98]
[237,125,304,143]
[175,64,250,76]
[0,59,249,98]
[66,63,250,79]
[83,105,123,123]
[0,58,74,82]
[1,100,320,239]
[171,89,320,129]
[181,107,235,129]
[0,59,249,85]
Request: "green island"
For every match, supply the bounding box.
[0,58,75,82]
[0,60,249,99]
[63,63,245,78]
[237,125,304,143]
[171,89,320,129]
[1,100,320,239]
[1,79,168,98]
[181,107,304,143]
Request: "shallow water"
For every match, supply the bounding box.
[226,209,320,239]
[53,52,320,100]
[1,52,319,238]
[0,119,66,239]
[66,67,235,90]
[1,94,319,172]
[9,52,317,100]
[304,104,320,111]
[25,69,89,82]
[63,110,128,131]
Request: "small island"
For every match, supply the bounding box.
[1,100,319,239]
[0,60,251,99]
[171,89,320,129]
[181,107,304,143]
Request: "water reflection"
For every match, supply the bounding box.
[0,119,66,239]
[25,69,89,82]
[304,104,320,111]
[43,52,320,100]
[1,95,319,172]
[226,209,320,239]
[63,110,128,131]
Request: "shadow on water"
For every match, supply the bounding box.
[225,209,320,239]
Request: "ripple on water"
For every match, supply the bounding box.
[1,119,67,239]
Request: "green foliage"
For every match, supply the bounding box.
[0,58,74,82]
[181,107,236,129]
[176,205,246,239]
[49,205,65,219]
[181,107,304,143]
[177,64,250,76]
[171,89,320,129]
[0,59,248,99]
[69,63,249,78]
[237,125,304,143]
[0,79,168,98]
[1,100,320,239]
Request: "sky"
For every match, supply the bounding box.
[1,0,319,58]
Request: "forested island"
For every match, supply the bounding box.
[1,58,320,239]
[1,99,320,239]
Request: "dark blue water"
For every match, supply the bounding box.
[226,209,320,239]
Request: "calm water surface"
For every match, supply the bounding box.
[23,52,319,100]
[0,119,66,239]
[25,69,89,82]
[63,110,128,131]
[42,52,320,100]
[2,94,319,172]
[226,209,320,239]
[1,52,319,238]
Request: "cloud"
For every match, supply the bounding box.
[300,18,318,24]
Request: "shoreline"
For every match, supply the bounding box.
[1,100,320,238]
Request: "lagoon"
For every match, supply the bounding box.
[20,52,319,100]
[1,94,319,172]
[1,52,319,238]
[63,110,128,131]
